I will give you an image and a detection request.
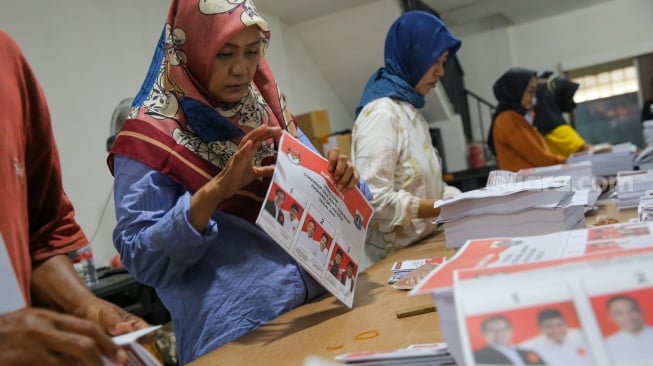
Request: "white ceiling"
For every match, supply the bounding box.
[255,0,381,26]
[256,0,615,31]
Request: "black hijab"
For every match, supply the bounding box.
[487,67,536,155]
[533,76,580,134]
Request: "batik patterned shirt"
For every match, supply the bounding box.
[352,98,460,267]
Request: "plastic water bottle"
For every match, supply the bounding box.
[71,246,99,287]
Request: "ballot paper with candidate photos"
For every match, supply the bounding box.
[412,221,653,296]
[578,258,653,366]
[256,131,373,308]
[453,250,653,366]
[454,272,595,366]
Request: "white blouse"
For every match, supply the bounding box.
[352,98,460,269]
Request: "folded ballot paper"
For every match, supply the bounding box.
[103,326,162,366]
[410,222,653,366]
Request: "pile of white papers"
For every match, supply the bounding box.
[643,120,653,147]
[567,142,636,176]
[637,190,653,222]
[635,145,653,170]
[436,177,587,248]
[517,161,601,206]
[616,169,653,210]
[411,222,653,366]
[335,343,456,365]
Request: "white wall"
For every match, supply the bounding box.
[510,0,653,72]
[280,23,353,132]
[455,27,513,142]
[0,1,169,268]
[0,1,347,267]
[294,0,403,129]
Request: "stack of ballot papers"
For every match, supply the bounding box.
[638,190,653,222]
[436,177,587,248]
[643,120,653,147]
[487,161,600,207]
[616,170,653,209]
[635,144,653,170]
[516,161,601,206]
[334,343,455,365]
[411,222,653,366]
[567,142,636,176]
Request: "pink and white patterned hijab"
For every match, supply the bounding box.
[109,0,297,221]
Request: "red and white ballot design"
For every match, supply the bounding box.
[411,222,653,295]
[256,131,373,308]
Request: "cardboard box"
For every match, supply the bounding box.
[309,136,329,155]
[322,133,352,160]
[295,110,331,139]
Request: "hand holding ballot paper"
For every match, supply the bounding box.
[256,131,374,308]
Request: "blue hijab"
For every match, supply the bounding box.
[355,11,461,118]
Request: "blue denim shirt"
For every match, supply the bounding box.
[112,131,371,364]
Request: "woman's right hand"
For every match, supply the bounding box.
[217,125,282,197]
[189,125,281,232]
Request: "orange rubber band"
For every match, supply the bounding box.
[326,343,344,350]
[354,329,379,340]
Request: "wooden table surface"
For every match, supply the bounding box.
[189,203,635,366]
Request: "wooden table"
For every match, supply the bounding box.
[189,203,635,365]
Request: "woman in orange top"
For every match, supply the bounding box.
[488,67,566,172]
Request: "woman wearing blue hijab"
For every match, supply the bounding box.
[351,11,462,269]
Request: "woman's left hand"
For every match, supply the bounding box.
[326,147,359,191]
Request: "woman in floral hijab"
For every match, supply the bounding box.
[108,0,368,363]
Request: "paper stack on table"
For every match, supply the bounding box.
[410,222,653,366]
[634,144,653,170]
[642,120,653,148]
[516,161,601,206]
[616,169,653,210]
[567,142,636,177]
[436,177,587,248]
[638,190,653,222]
[334,343,456,365]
